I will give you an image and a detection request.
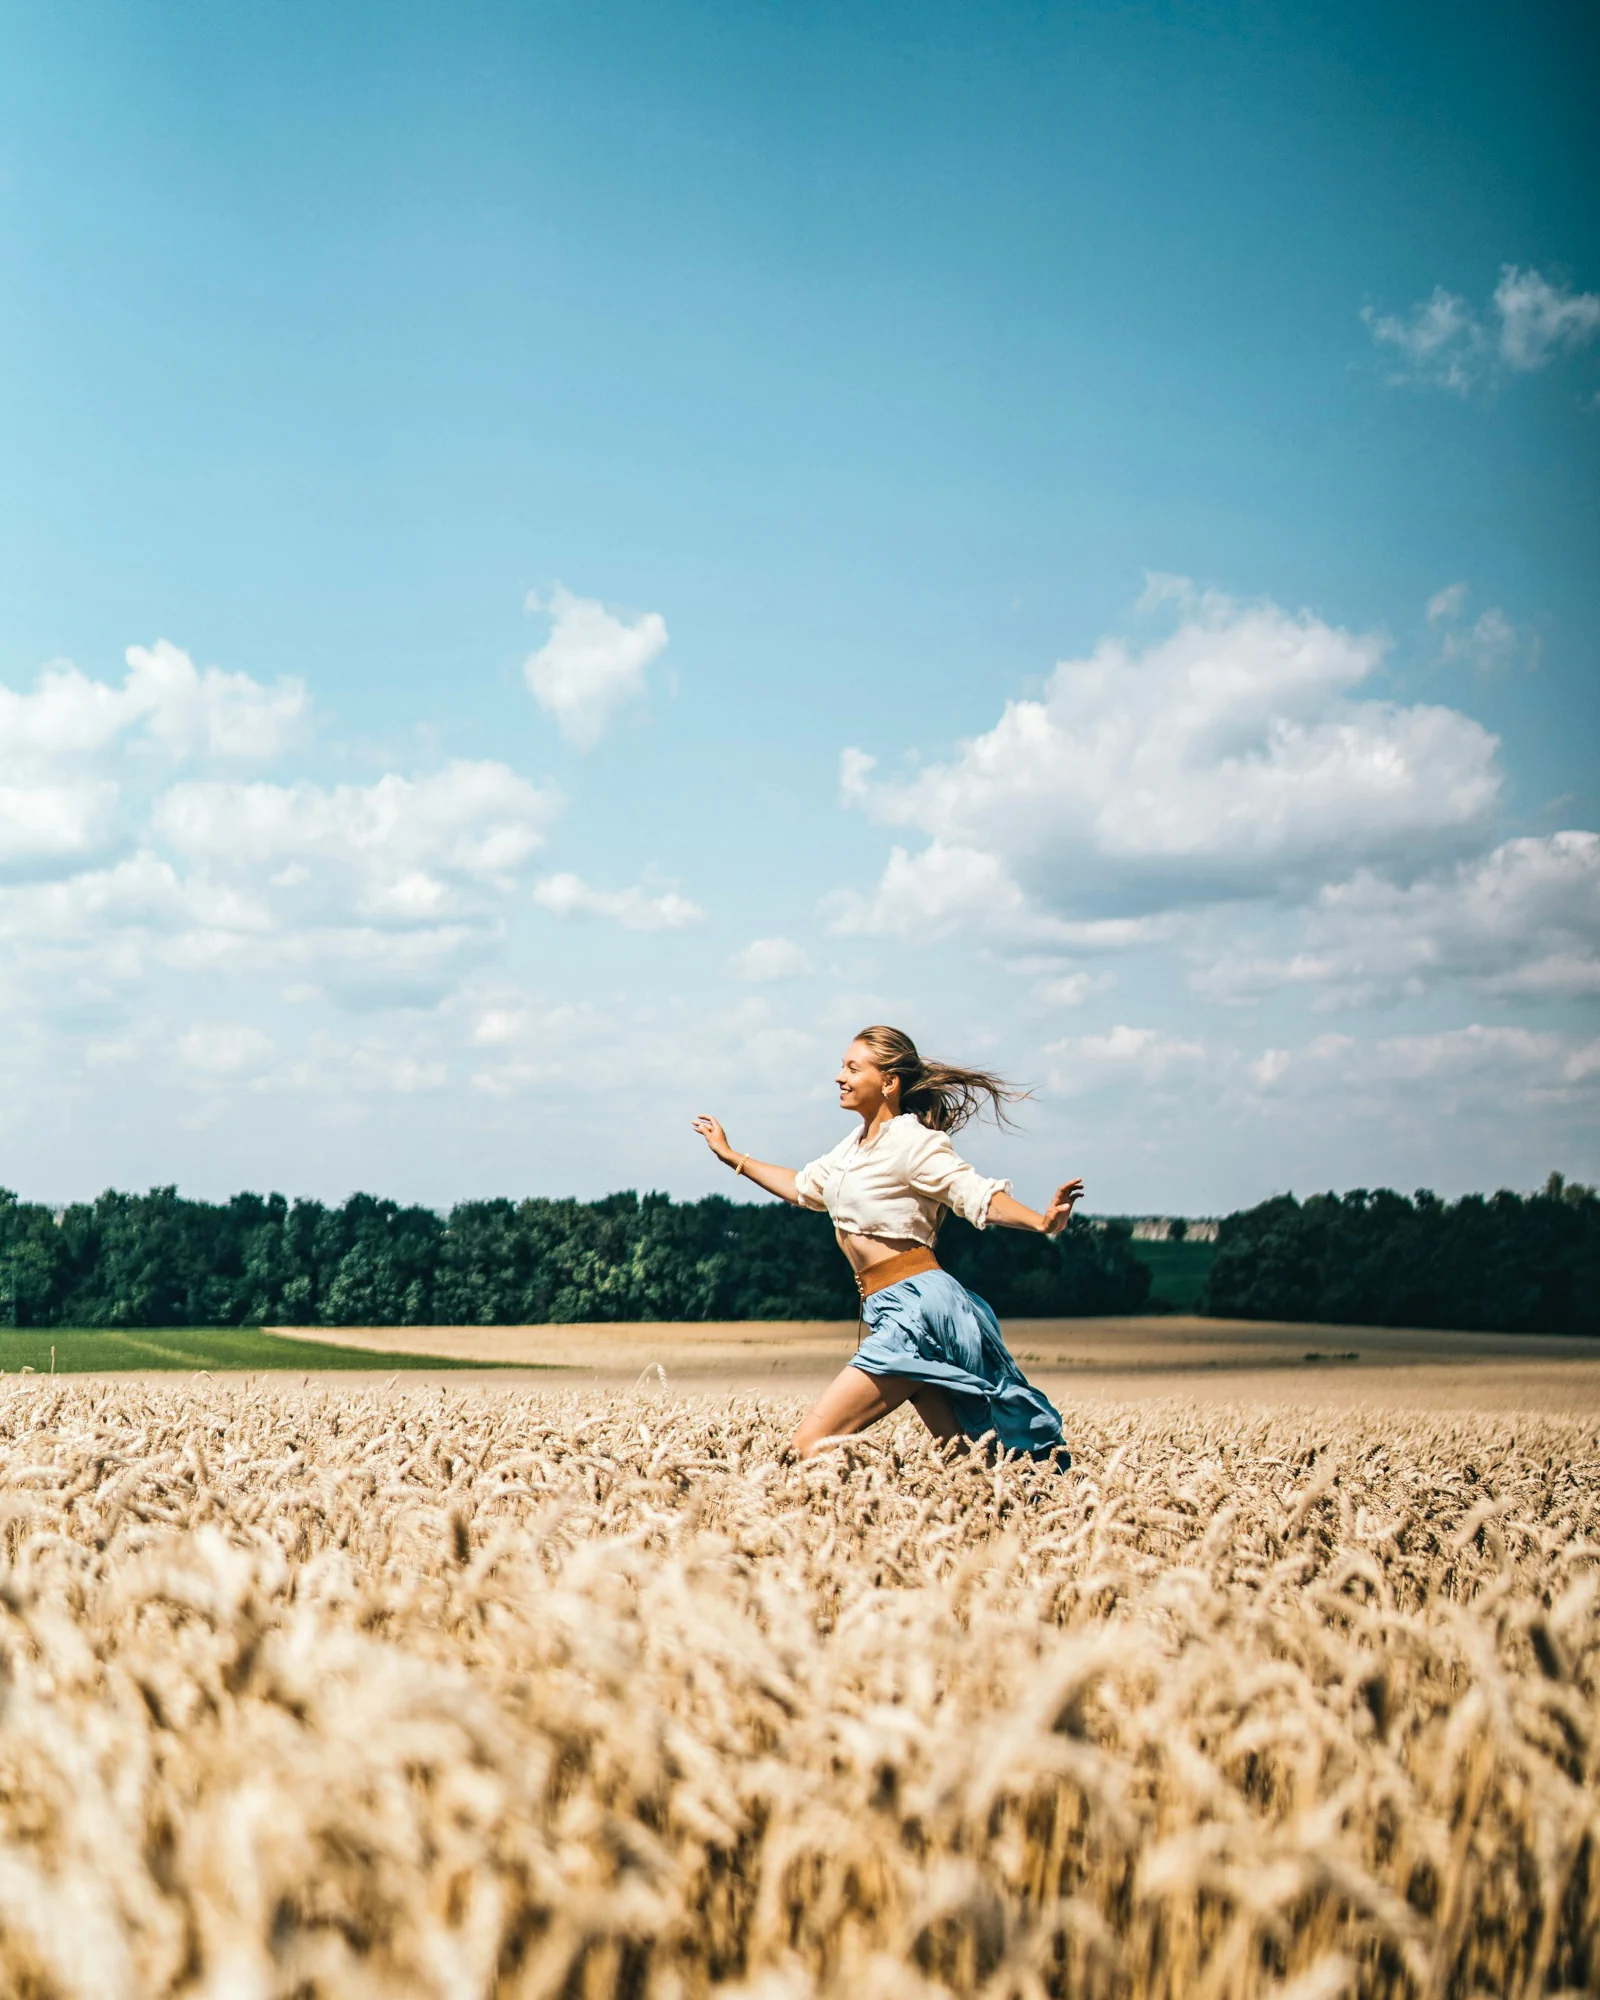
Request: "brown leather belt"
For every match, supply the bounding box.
[855,1246,940,1299]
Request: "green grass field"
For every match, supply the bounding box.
[1127,1237,1217,1312]
[0,1326,510,1375]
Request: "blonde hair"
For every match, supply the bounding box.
[852,1025,1027,1134]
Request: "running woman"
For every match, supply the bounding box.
[692,1024,1083,1462]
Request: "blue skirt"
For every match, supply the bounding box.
[853,1268,1069,1464]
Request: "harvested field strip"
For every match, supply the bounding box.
[0,1379,1595,1998]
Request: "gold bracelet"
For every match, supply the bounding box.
[733,1153,750,1178]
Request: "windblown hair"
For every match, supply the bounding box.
[854,1025,1029,1135]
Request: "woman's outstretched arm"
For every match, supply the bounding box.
[692,1115,801,1205]
[988,1180,1084,1236]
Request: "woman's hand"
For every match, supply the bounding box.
[692,1114,734,1165]
[1040,1178,1085,1236]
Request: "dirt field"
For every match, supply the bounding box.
[263,1313,1600,1414]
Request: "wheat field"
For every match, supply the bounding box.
[0,1377,1595,2000]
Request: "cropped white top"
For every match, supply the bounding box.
[793,1114,1011,1246]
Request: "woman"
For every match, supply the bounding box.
[692,1025,1083,1463]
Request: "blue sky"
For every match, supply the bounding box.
[1,0,1596,1213]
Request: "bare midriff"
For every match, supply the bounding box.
[836,1230,929,1278]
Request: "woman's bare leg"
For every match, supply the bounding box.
[907,1384,964,1449]
[790,1366,908,1458]
[790,1367,966,1459]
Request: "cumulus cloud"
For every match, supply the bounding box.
[523,585,669,750]
[729,937,813,980]
[0,642,307,766]
[826,840,1045,940]
[0,642,310,875]
[154,761,555,905]
[834,585,1500,940]
[0,776,119,869]
[0,758,561,1011]
[1195,832,1600,1009]
[0,631,565,1013]
[532,872,703,930]
[1364,265,1600,393]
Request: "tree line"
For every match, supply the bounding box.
[7,1175,1591,1333]
[1201,1175,1599,1335]
[0,1185,1152,1329]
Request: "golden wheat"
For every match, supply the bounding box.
[0,1375,1594,1999]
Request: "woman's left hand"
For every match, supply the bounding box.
[1040,1178,1085,1235]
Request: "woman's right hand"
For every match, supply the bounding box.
[692,1114,733,1163]
[1041,1178,1085,1235]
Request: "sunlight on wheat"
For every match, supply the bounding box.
[0,1377,1594,1997]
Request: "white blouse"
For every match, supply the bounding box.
[793,1114,1011,1246]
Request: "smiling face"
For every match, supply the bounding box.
[836,1038,899,1120]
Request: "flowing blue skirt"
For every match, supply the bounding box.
[853,1268,1069,1464]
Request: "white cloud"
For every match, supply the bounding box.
[1364,265,1600,393]
[154,761,555,901]
[1425,585,1537,675]
[1031,968,1115,1009]
[1034,1021,1600,1199]
[1228,1026,1587,1196]
[1250,1047,1291,1090]
[1493,266,1600,370]
[0,758,562,1012]
[826,839,1044,940]
[1440,606,1529,674]
[523,585,668,750]
[1044,1024,1207,1096]
[839,746,878,804]
[0,642,307,765]
[347,1048,449,1094]
[0,629,711,1063]
[531,871,703,930]
[178,1024,275,1076]
[1365,1023,1582,1083]
[463,987,819,1106]
[729,937,813,980]
[835,585,1500,939]
[1194,832,1600,1008]
[0,777,120,868]
[122,641,310,759]
[1362,287,1484,393]
[0,643,310,874]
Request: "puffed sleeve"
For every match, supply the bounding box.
[792,1144,837,1212]
[903,1124,1011,1229]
